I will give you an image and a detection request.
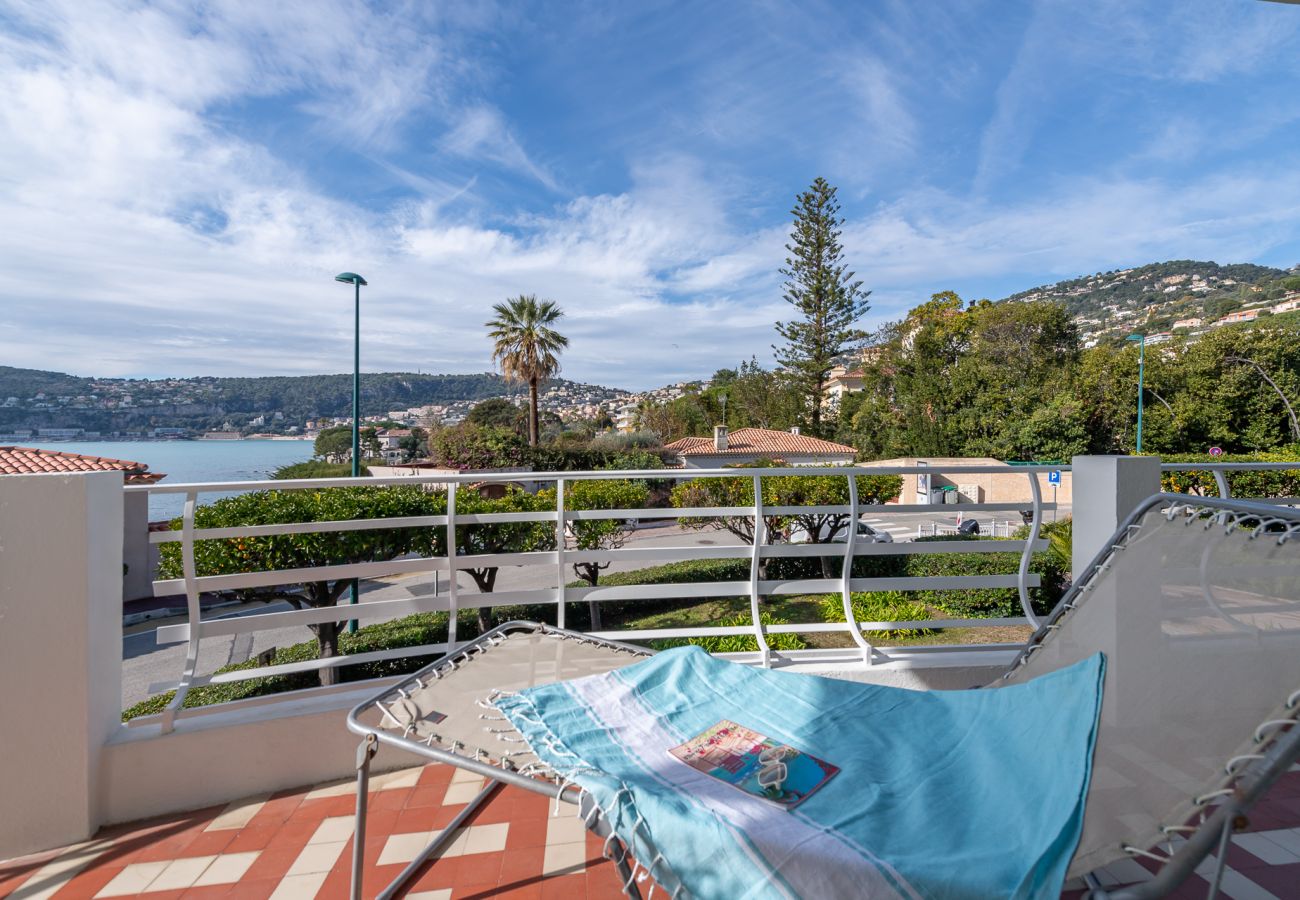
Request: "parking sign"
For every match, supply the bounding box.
[1048,470,1061,485]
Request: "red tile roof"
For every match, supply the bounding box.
[0,446,165,484]
[663,427,855,458]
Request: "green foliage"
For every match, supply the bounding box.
[1013,517,1073,573]
[1158,448,1300,498]
[818,591,934,638]
[650,612,807,653]
[431,423,529,469]
[273,460,369,479]
[466,398,526,432]
[902,540,1067,618]
[773,178,870,435]
[313,425,354,462]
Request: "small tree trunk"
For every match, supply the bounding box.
[577,564,602,630]
[468,568,498,634]
[528,378,540,447]
[315,620,341,687]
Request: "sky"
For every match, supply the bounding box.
[3,1,1300,390]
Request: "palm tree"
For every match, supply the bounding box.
[486,295,569,446]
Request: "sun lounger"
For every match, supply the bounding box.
[346,493,1300,899]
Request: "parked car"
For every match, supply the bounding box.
[788,519,894,544]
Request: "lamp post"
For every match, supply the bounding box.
[1126,333,1145,454]
[335,272,367,632]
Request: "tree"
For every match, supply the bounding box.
[451,489,555,633]
[773,178,871,436]
[274,460,369,479]
[467,398,526,433]
[314,425,353,462]
[398,427,429,462]
[547,479,650,630]
[486,295,570,447]
[157,487,442,686]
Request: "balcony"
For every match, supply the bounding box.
[2,458,1299,898]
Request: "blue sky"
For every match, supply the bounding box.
[3,1,1300,389]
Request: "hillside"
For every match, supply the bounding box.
[1001,260,1300,345]
[0,368,629,436]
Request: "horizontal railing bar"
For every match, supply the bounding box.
[125,676,406,728]
[879,502,1054,513]
[150,515,451,544]
[153,554,447,595]
[587,616,1031,642]
[759,539,1047,557]
[605,506,754,520]
[128,464,1074,495]
[188,641,451,687]
[155,594,449,644]
[760,575,1039,594]
[567,581,749,602]
[564,545,752,565]
[453,511,555,525]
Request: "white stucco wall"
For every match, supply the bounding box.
[0,472,123,860]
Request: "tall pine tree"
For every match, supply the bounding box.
[773,178,870,436]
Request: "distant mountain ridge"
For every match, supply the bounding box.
[0,367,630,434]
[999,259,1300,344]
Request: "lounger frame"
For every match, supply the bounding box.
[346,493,1300,900]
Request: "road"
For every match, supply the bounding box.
[121,505,1068,708]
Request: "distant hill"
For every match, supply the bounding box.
[0,368,629,434]
[1000,260,1300,344]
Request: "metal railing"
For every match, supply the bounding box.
[1160,461,1300,504]
[127,464,1062,731]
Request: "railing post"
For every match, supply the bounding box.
[748,474,773,666]
[162,489,201,734]
[1071,456,1161,577]
[840,472,874,664]
[446,483,459,650]
[1017,473,1044,628]
[555,477,567,629]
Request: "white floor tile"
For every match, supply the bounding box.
[373,767,422,790]
[304,779,354,800]
[443,777,486,805]
[450,767,483,785]
[308,816,355,844]
[1217,869,1281,900]
[192,851,260,886]
[542,840,587,877]
[285,840,348,876]
[11,842,111,900]
[1255,827,1300,856]
[1235,832,1300,865]
[378,831,433,866]
[405,892,452,900]
[94,861,170,897]
[545,811,588,846]
[463,823,509,855]
[206,793,271,830]
[148,855,217,891]
[267,871,329,900]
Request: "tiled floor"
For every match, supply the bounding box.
[3,763,1299,899]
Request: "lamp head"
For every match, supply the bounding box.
[335,272,368,286]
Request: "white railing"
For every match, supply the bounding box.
[127,464,1062,731]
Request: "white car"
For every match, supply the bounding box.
[788,519,894,544]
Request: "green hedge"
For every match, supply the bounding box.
[903,537,1067,618]
[818,591,934,638]
[650,611,807,653]
[1159,449,1300,498]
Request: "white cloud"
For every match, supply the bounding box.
[441,106,558,191]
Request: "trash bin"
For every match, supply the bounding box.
[943,486,959,505]
[929,488,946,505]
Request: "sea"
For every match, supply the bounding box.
[27,440,314,520]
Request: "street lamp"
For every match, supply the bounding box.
[335,272,367,632]
[335,273,368,477]
[1126,333,1145,454]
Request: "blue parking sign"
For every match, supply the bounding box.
[1048,470,1061,485]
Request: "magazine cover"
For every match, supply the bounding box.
[668,720,839,810]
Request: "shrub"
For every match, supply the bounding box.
[903,540,1067,618]
[1159,449,1300,498]
[650,612,807,653]
[818,591,934,638]
[273,460,370,479]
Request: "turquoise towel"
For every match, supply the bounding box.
[496,647,1105,900]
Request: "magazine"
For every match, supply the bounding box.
[668,720,839,810]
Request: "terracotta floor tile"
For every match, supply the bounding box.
[393,806,445,833]
[491,882,545,900]
[41,862,126,900]
[222,877,281,900]
[1237,861,1300,894]
[540,873,587,899]
[293,795,357,821]
[497,846,547,886]
[367,790,410,813]
[403,786,447,810]
[182,830,239,858]
[180,884,236,899]
[223,824,282,854]
[239,845,304,883]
